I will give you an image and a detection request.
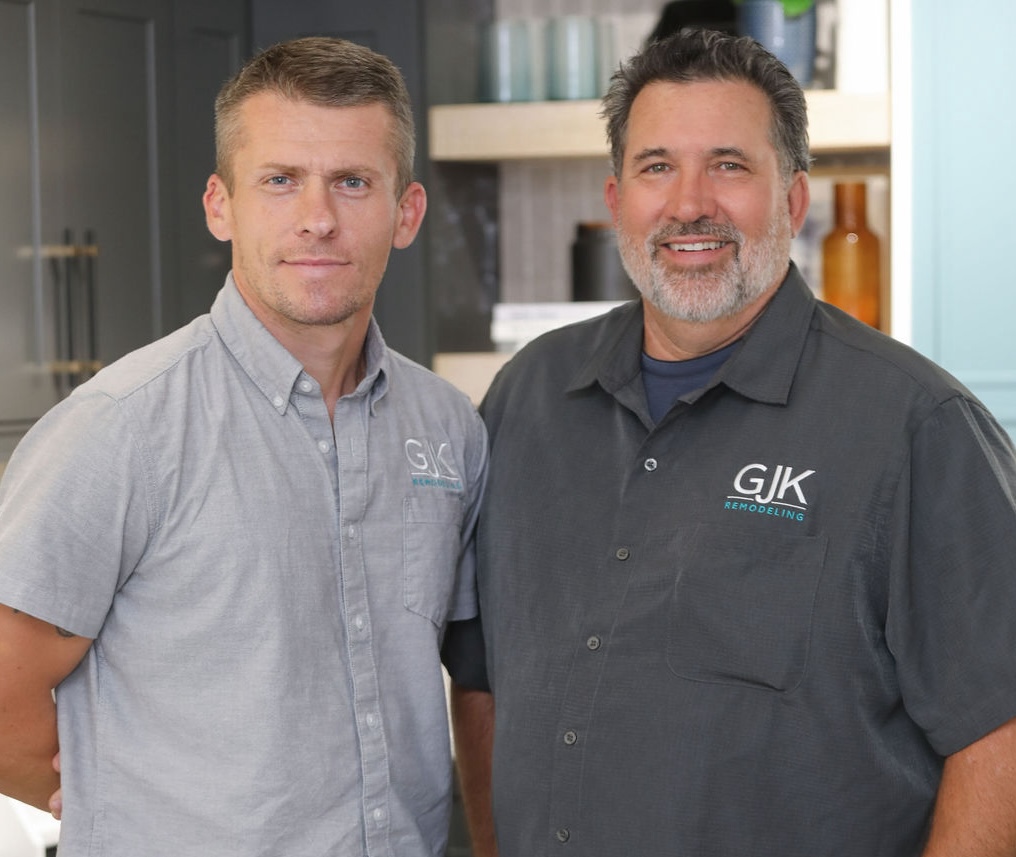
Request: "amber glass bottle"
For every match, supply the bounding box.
[821,182,881,328]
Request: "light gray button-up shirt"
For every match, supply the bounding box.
[0,276,488,856]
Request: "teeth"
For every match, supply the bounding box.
[669,241,725,251]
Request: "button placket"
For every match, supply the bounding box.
[332,396,390,853]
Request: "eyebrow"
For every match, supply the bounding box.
[630,147,669,165]
[256,162,381,179]
[629,145,753,164]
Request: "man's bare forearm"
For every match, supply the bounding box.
[922,716,1016,857]
[451,683,498,857]
[0,607,90,809]
[0,695,60,809]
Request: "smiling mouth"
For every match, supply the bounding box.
[664,240,729,252]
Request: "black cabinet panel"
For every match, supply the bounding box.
[172,0,249,328]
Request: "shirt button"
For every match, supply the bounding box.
[555,828,571,843]
[372,807,386,823]
[299,380,313,393]
[366,713,380,729]
[272,395,284,409]
[563,730,578,745]
[644,458,658,471]
[586,636,601,651]
[354,615,365,631]
[318,440,330,453]
[615,547,630,561]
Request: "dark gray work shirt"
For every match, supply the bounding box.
[471,266,1016,857]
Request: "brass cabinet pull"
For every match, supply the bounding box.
[48,360,104,374]
[47,228,101,393]
[16,244,99,259]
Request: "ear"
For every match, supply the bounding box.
[787,171,810,238]
[392,181,427,250]
[604,175,620,226]
[203,174,233,242]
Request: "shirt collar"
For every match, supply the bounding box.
[717,263,815,405]
[210,273,390,416]
[567,263,815,407]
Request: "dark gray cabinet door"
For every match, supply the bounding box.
[0,0,62,455]
[0,0,246,459]
[0,0,173,420]
[53,0,175,365]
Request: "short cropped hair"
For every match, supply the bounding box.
[214,36,416,195]
[602,29,811,181]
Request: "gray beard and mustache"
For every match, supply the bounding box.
[616,212,791,323]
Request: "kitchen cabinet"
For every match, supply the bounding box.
[0,0,247,461]
[2,0,175,450]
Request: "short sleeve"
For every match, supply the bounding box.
[888,395,1016,755]
[441,615,490,692]
[0,389,153,637]
[448,407,489,623]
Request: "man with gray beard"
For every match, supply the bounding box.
[443,28,1016,857]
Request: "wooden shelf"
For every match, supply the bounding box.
[428,90,890,162]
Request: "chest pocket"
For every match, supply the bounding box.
[666,525,828,692]
[403,495,465,627]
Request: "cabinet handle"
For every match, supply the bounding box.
[47,229,102,394]
[16,244,99,260]
[83,228,98,368]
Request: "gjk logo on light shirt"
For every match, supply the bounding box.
[405,438,463,491]
[724,462,815,523]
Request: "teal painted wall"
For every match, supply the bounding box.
[910,2,1016,437]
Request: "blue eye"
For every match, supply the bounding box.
[342,176,366,189]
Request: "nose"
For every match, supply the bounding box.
[297,180,338,238]
[663,168,718,224]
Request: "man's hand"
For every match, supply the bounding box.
[49,752,62,820]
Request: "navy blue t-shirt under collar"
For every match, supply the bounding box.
[641,342,739,423]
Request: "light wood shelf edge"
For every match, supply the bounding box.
[428,90,890,162]
[432,351,512,405]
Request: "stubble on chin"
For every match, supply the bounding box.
[277,288,373,328]
[253,253,379,328]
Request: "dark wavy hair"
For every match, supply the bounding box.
[601,28,811,182]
